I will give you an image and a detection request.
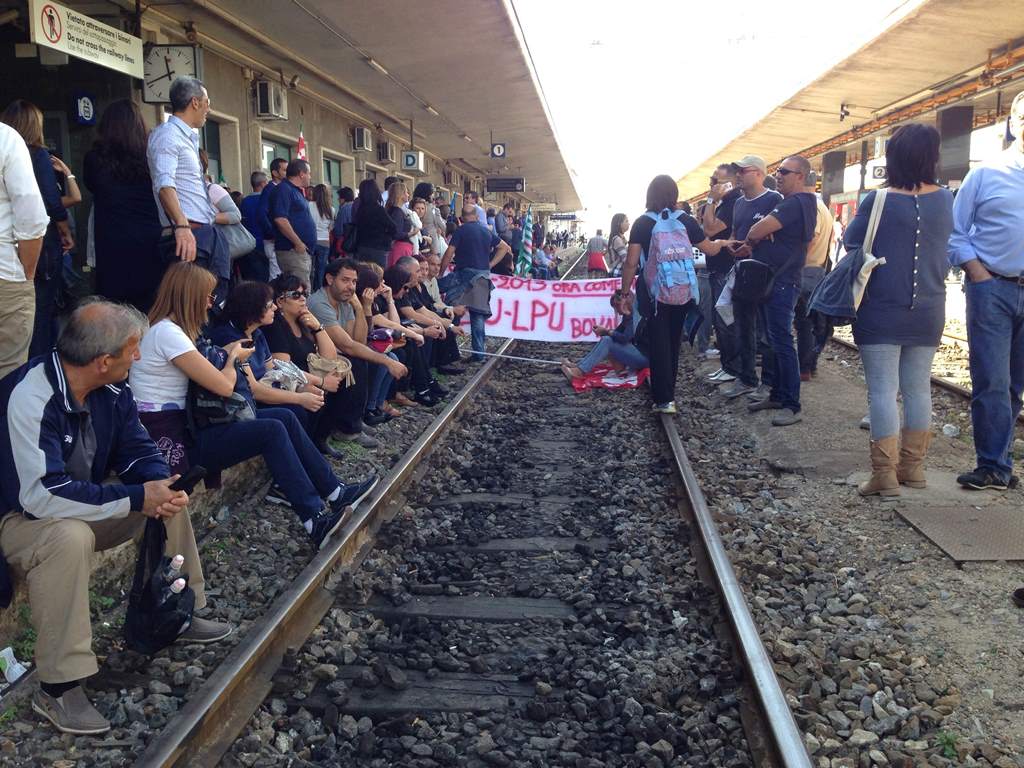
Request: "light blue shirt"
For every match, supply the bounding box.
[948,147,1024,276]
[146,115,216,226]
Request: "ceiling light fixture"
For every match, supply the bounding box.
[462,134,473,142]
[365,57,389,76]
[425,105,439,116]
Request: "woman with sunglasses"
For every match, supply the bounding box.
[133,262,377,552]
[208,277,347,459]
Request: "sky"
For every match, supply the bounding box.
[514,0,925,230]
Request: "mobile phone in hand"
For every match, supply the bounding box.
[240,339,255,349]
[168,465,207,494]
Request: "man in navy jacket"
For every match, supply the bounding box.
[0,300,230,735]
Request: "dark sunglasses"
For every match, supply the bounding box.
[775,168,800,177]
[278,289,308,300]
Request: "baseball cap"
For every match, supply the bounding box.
[734,155,767,175]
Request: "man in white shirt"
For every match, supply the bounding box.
[0,122,48,379]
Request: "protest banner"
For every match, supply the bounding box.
[481,276,622,343]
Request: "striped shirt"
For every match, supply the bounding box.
[0,124,49,281]
[146,115,215,226]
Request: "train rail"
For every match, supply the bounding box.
[140,341,813,768]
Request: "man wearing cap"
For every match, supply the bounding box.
[721,156,782,402]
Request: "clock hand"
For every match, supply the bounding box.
[145,72,172,86]
[164,56,172,78]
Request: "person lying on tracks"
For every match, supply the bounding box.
[130,263,379,552]
[561,292,649,382]
[0,299,232,735]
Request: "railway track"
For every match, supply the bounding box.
[139,338,811,768]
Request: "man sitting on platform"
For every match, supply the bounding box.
[0,300,231,735]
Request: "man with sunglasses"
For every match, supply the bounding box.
[740,155,817,426]
[701,163,743,381]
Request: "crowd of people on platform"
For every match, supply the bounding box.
[0,75,561,735]
[617,94,1024,506]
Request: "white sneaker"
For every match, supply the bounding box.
[706,368,725,381]
[714,371,736,383]
[704,348,720,360]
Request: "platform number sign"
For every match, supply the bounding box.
[490,142,506,159]
[872,165,887,180]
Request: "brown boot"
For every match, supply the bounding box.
[858,435,901,497]
[896,429,932,488]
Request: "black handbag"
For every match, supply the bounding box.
[731,259,776,304]
[341,222,359,254]
[123,518,195,655]
[185,337,256,435]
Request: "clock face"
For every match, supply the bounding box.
[142,45,200,104]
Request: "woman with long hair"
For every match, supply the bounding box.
[385,181,414,265]
[606,213,629,277]
[309,183,334,288]
[619,174,731,413]
[845,123,953,497]
[84,99,163,310]
[208,276,347,457]
[1,99,77,356]
[353,178,396,269]
[131,262,377,551]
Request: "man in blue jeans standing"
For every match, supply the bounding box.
[741,155,817,427]
[438,206,510,361]
[948,90,1024,491]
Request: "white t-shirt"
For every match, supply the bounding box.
[408,210,423,252]
[308,200,332,243]
[130,319,195,412]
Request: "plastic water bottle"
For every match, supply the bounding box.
[161,554,185,584]
[158,578,187,608]
[0,647,27,684]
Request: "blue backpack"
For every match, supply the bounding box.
[642,209,700,310]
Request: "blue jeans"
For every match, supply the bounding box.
[368,354,397,410]
[312,243,330,290]
[469,311,486,360]
[764,282,801,412]
[195,407,339,522]
[860,345,936,439]
[965,277,1024,481]
[577,336,649,373]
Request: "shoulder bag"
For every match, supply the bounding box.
[809,189,888,325]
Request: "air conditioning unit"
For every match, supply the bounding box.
[254,80,288,120]
[401,150,426,176]
[352,127,373,153]
[378,140,397,164]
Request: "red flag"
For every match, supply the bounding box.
[296,124,307,160]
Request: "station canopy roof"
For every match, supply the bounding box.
[676,0,1024,200]
[142,0,581,211]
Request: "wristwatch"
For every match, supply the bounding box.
[313,326,326,334]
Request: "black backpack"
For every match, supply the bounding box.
[124,518,195,655]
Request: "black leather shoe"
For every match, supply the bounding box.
[437,365,464,375]
[428,379,448,397]
[363,409,391,427]
[414,390,441,407]
[316,439,344,460]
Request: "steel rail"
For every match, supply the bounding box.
[560,246,587,280]
[829,336,1024,425]
[138,338,515,768]
[658,414,813,768]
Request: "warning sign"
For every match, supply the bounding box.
[29,0,143,79]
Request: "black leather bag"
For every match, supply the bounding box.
[731,259,775,304]
[123,518,195,655]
